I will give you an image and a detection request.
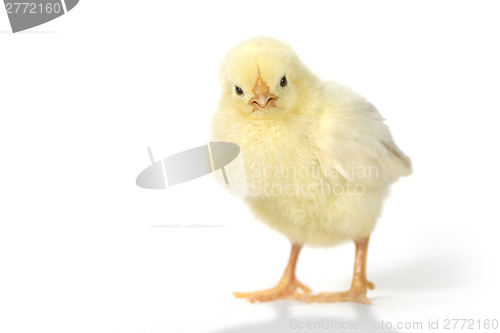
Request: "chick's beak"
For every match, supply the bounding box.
[250,75,278,111]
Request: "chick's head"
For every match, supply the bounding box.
[219,37,319,119]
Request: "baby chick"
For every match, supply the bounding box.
[211,37,411,304]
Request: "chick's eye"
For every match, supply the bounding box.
[280,75,287,88]
[235,86,243,95]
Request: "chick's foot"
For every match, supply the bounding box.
[304,280,375,305]
[233,277,311,303]
[304,237,375,305]
[233,243,310,303]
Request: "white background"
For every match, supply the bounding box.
[1,1,499,332]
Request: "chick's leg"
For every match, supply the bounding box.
[305,237,375,305]
[233,243,311,302]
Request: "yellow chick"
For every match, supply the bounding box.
[211,37,411,304]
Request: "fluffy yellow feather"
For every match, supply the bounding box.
[211,36,411,304]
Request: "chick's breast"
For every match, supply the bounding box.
[212,94,399,247]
